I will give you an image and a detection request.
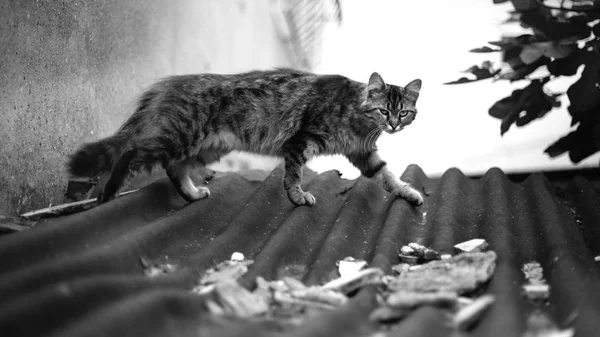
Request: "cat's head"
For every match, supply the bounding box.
[359,72,421,134]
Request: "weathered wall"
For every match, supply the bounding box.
[0,0,293,215]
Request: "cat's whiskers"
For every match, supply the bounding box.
[361,128,377,152]
[362,126,384,153]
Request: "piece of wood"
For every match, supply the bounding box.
[20,190,138,220]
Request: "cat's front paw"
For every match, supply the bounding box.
[393,185,423,206]
[404,188,424,206]
[287,187,316,206]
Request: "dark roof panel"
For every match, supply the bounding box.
[1,165,599,336]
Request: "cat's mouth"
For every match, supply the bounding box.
[385,125,404,134]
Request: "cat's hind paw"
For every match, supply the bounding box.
[191,186,211,200]
[287,187,316,206]
[179,185,210,202]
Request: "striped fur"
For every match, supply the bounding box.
[67,69,423,206]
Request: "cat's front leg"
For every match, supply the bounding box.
[348,151,423,206]
[282,142,316,206]
[374,167,423,206]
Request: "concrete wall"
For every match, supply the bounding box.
[0,0,293,215]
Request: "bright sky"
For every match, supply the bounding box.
[307,0,600,178]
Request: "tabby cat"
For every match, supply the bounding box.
[67,69,424,206]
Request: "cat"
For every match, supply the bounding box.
[67,69,424,207]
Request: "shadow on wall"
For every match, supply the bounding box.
[0,0,295,215]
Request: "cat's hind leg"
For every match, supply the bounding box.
[166,159,210,202]
[98,149,137,204]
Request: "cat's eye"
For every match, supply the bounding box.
[379,109,389,116]
[399,110,410,117]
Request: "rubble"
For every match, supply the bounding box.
[199,259,253,286]
[139,257,177,278]
[194,244,499,334]
[230,252,245,262]
[388,251,497,294]
[386,291,457,309]
[454,238,489,253]
[398,242,441,263]
[321,268,384,294]
[336,256,368,277]
[206,279,269,317]
[522,261,550,302]
[522,310,575,337]
[453,294,495,331]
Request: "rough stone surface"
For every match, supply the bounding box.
[388,252,497,294]
[0,0,292,215]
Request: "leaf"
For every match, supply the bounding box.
[489,90,523,119]
[545,132,577,158]
[534,41,575,59]
[567,55,600,113]
[444,63,500,85]
[545,112,600,163]
[519,45,544,64]
[501,12,521,24]
[494,79,557,135]
[547,48,584,76]
[520,11,591,42]
[444,77,477,85]
[469,46,501,53]
[496,57,550,82]
[488,37,518,49]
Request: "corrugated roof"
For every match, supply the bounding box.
[1,165,600,337]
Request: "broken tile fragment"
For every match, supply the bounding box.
[454,239,488,253]
[282,277,307,291]
[321,268,384,294]
[139,257,177,278]
[522,284,550,302]
[522,262,545,283]
[386,290,457,309]
[208,280,269,317]
[399,242,441,263]
[522,309,574,337]
[273,291,339,311]
[198,259,253,287]
[392,263,411,275]
[407,243,440,260]
[369,305,411,322]
[230,252,245,261]
[388,251,497,294]
[400,246,415,255]
[399,254,419,265]
[337,256,367,277]
[289,287,348,307]
[453,294,495,331]
[521,261,550,302]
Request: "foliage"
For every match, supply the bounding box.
[446,0,600,164]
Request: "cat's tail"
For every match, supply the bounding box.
[67,135,127,177]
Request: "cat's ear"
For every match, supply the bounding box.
[367,72,386,92]
[405,79,421,99]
